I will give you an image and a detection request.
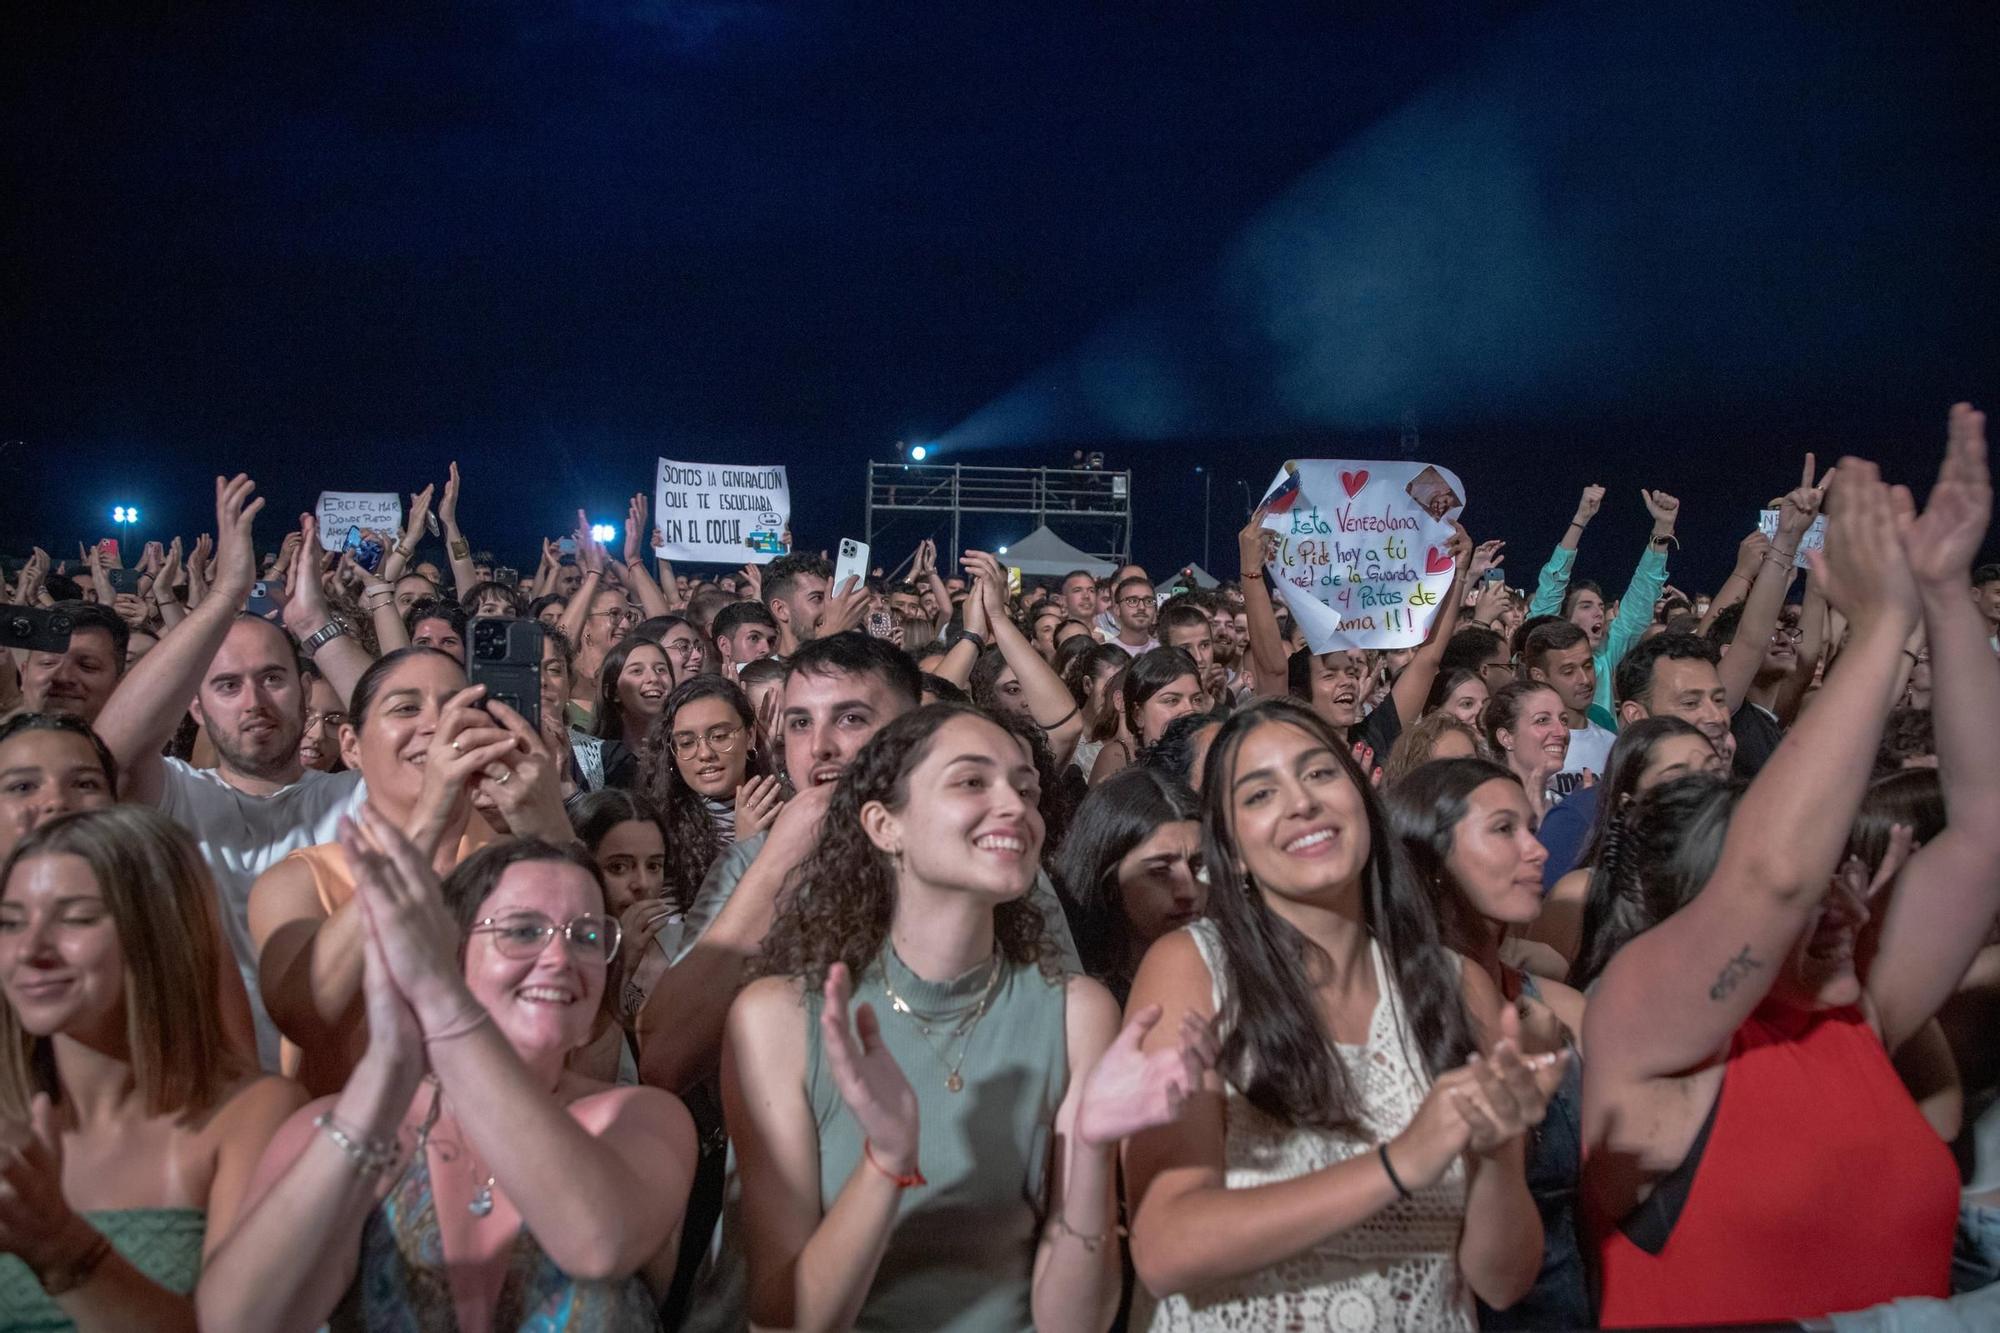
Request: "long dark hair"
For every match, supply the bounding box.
[640,675,763,912]
[1121,646,1199,744]
[1384,757,1522,956]
[1053,766,1201,1003]
[1570,773,1743,990]
[754,704,1059,992]
[1199,699,1478,1133]
[1064,643,1132,743]
[1572,717,1711,872]
[592,636,673,744]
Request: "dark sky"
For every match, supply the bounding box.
[5,1,1997,586]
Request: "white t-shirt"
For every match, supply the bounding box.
[155,759,367,1069]
[1559,722,1616,789]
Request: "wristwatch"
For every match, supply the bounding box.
[300,619,351,656]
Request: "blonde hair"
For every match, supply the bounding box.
[0,807,246,1120]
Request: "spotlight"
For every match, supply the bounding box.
[590,523,617,543]
[111,505,138,523]
[909,445,930,462]
[997,545,1009,555]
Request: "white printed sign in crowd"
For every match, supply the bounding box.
[1758,508,1827,570]
[313,492,404,550]
[1258,459,1467,652]
[652,457,792,564]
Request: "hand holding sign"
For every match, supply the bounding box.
[315,492,404,551]
[1258,460,1467,653]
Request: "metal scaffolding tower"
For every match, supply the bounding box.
[865,463,1133,571]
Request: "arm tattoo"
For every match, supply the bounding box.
[1708,945,1763,1002]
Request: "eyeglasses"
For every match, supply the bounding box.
[669,724,744,758]
[590,607,639,624]
[1772,627,1805,642]
[303,709,348,732]
[470,911,622,962]
[1118,595,1154,609]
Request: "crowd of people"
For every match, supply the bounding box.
[2,405,1998,1331]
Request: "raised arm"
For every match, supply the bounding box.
[437,462,479,600]
[94,475,263,806]
[1527,484,1602,617]
[1717,458,1829,711]
[1586,458,1919,1082]
[1865,404,2000,1052]
[1236,508,1289,698]
[620,495,673,619]
[966,550,1085,763]
[282,515,376,704]
[1696,530,1767,635]
[376,484,432,585]
[556,513,603,651]
[1385,530,1485,728]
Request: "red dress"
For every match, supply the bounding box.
[1590,1000,1957,1327]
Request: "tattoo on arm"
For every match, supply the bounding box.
[1708,946,1763,1002]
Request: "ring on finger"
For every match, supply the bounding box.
[450,739,464,754]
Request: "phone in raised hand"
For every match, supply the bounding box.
[834,538,870,594]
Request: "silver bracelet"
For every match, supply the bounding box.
[313,1113,401,1178]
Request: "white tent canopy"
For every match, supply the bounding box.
[998,525,1118,578]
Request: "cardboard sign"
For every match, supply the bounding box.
[652,458,791,564]
[1259,459,1466,652]
[1757,509,1825,569]
[314,492,403,550]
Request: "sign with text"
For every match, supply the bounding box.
[314,492,403,550]
[652,458,791,564]
[1757,509,1826,569]
[1259,459,1466,652]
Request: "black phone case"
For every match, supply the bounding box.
[466,617,545,736]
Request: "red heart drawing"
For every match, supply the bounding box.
[1340,469,1369,498]
[1425,546,1454,575]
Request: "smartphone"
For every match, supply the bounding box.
[834,538,870,594]
[492,565,520,589]
[343,524,385,573]
[866,610,895,639]
[245,581,282,619]
[424,511,441,538]
[98,538,121,564]
[467,616,544,736]
[107,567,143,595]
[1484,567,1505,583]
[0,605,75,653]
[1006,565,1022,599]
[558,537,577,556]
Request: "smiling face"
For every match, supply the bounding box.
[868,714,1044,904]
[0,731,114,863]
[1445,779,1548,926]
[1115,819,1205,945]
[1499,686,1569,774]
[656,623,707,679]
[671,694,749,798]
[1441,676,1489,727]
[1226,720,1371,905]
[1628,656,1736,764]
[1308,651,1370,728]
[0,853,123,1043]
[614,644,675,735]
[781,667,907,790]
[591,818,665,916]
[21,627,121,723]
[1062,574,1099,622]
[298,674,347,773]
[464,859,612,1064]
[339,653,470,817]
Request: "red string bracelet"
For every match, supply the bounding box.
[863,1140,926,1189]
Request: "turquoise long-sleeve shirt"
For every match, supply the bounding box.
[1527,542,1669,729]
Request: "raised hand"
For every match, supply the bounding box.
[819,962,921,1175]
[154,537,184,599]
[188,532,213,581]
[1238,503,1276,575]
[475,697,570,842]
[1573,484,1607,525]
[734,773,787,840]
[817,575,872,636]
[738,562,764,601]
[1468,539,1505,583]
[407,685,521,855]
[210,474,266,602]
[339,806,470,1024]
[138,540,166,576]
[1808,459,1918,636]
[15,548,49,605]
[624,493,650,566]
[573,509,607,576]
[1902,402,1991,588]
[1448,1037,1569,1157]
[1075,1005,1218,1147]
[0,1094,84,1269]
[356,883,429,1096]
[1775,452,1834,547]
[439,461,462,530]
[1641,489,1681,534]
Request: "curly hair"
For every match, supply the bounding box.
[753,704,1060,992]
[640,675,764,912]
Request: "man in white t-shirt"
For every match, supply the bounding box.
[95,476,377,1068]
[1523,618,1614,795]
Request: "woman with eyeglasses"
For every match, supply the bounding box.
[634,614,713,683]
[589,637,678,791]
[198,814,698,1330]
[642,677,784,919]
[249,648,574,1098]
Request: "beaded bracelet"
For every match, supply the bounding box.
[314,1113,401,1177]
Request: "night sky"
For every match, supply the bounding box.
[6,1,1997,587]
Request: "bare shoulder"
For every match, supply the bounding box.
[201,1072,310,1145]
[1127,928,1219,1024]
[1531,975,1589,1043]
[1061,973,1121,1056]
[247,855,323,937]
[570,1081,697,1151]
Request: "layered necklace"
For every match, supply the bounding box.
[877,950,1003,1094]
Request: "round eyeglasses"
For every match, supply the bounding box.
[469,911,622,963]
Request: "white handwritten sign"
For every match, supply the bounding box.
[1757,510,1825,570]
[1259,460,1465,652]
[314,492,404,550]
[653,458,791,564]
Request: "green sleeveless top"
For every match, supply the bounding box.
[806,948,1069,1333]
[0,1209,204,1332]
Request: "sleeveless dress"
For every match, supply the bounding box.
[1133,919,1474,1331]
[805,948,1069,1332]
[328,1141,661,1331]
[1589,1000,1958,1327]
[0,1209,204,1333]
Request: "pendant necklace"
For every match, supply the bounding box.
[877,950,1003,1093]
[416,1078,498,1217]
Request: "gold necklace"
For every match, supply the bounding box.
[877,951,1003,1093]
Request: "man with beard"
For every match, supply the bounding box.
[94,476,375,1068]
[1107,573,1160,656]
